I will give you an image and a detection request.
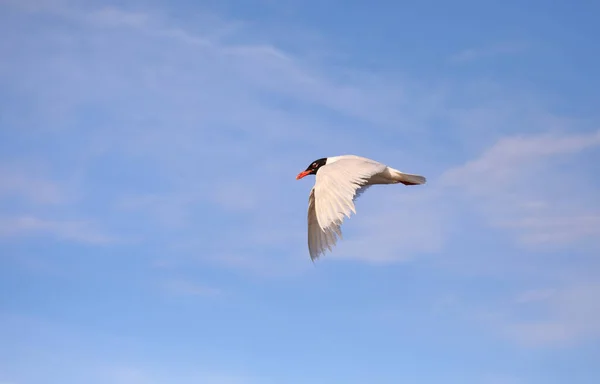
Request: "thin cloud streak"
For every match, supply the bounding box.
[449,41,528,63]
[495,283,600,347]
[0,216,116,244]
[0,166,65,205]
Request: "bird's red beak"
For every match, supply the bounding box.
[296,170,311,180]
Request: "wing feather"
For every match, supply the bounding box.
[314,157,386,231]
[308,188,341,260]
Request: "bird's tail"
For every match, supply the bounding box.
[390,169,427,185]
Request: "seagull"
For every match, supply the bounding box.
[296,155,426,261]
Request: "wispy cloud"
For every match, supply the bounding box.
[515,288,556,303]
[492,283,600,347]
[0,216,115,244]
[449,41,528,63]
[443,130,600,186]
[442,130,600,249]
[0,166,65,205]
[450,280,600,348]
[497,214,600,247]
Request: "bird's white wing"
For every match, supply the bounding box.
[307,157,386,259]
[307,187,342,260]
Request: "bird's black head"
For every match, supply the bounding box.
[296,157,327,180]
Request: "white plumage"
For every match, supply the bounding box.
[296,155,426,260]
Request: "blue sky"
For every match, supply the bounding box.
[1,0,599,383]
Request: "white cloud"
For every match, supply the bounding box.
[499,283,600,346]
[443,130,600,191]
[466,282,600,348]
[0,166,64,205]
[441,130,600,249]
[497,214,600,247]
[8,2,407,128]
[0,216,115,244]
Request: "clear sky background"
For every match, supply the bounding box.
[1,0,599,383]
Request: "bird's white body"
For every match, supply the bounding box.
[300,155,426,260]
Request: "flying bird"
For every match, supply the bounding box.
[296,155,426,260]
